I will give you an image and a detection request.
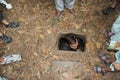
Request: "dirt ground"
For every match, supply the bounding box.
[0,0,120,80]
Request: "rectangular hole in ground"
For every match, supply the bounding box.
[55,33,86,52]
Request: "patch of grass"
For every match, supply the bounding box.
[51,17,62,27]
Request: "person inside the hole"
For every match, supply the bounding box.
[103,0,120,15]
[58,33,86,51]
[104,15,120,51]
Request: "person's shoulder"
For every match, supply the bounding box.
[59,37,66,42]
[59,38,69,50]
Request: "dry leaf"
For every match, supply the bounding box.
[39,34,44,39]
[47,30,52,34]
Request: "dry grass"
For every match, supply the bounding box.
[0,0,120,80]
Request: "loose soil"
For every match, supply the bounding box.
[0,0,120,80]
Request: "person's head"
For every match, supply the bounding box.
[64,33,78,50]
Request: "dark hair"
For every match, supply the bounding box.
[78,37,85,52]
[63,33,77,46]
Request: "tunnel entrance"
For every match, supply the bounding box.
[57,33,86,52]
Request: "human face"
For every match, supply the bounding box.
[70,39,78,50]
